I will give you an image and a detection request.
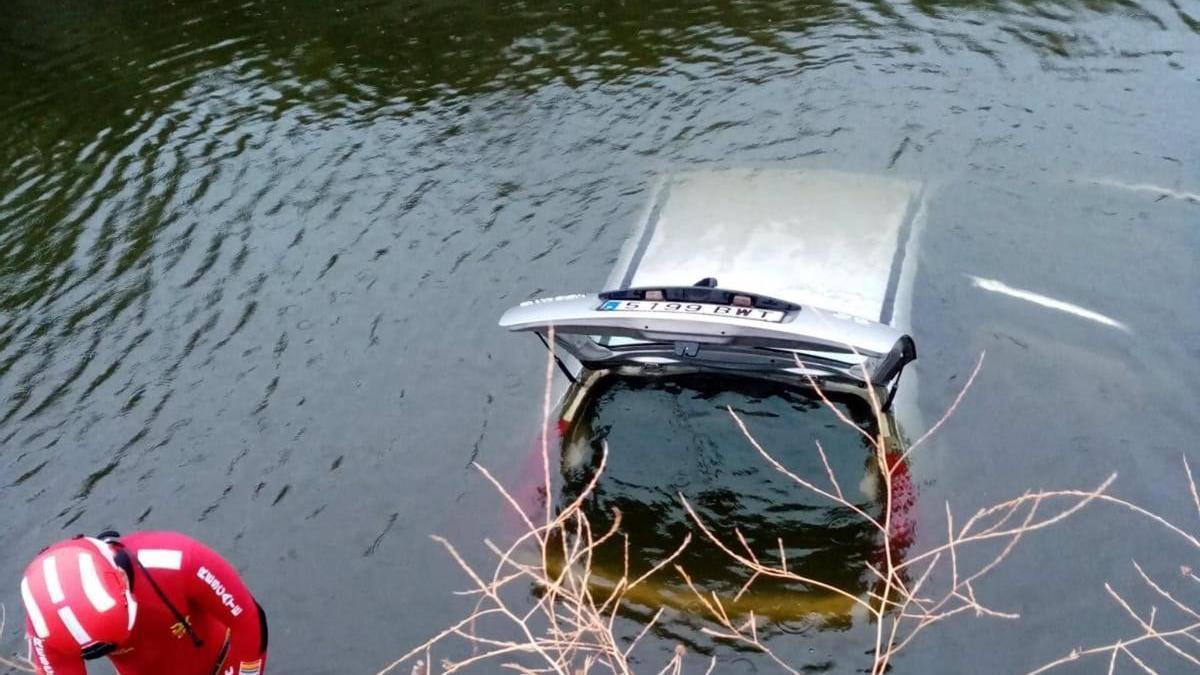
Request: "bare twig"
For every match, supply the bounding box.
[0,604,36,673]
[1030,457,1200,674]
[397,329,1199,675]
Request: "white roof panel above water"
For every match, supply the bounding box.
[606,169,923,324]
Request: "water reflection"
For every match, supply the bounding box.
[548,375,914,641]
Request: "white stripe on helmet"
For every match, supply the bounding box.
[21,577,50,638]
[78,552,117,612]
[84,537,119,568]
[56,607,92,646]
[42,555,65,604]
[126,593,138,631]
[137,549,183,570]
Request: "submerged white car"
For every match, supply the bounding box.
[499,168,923,624]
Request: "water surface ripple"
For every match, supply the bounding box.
[1,0,1197,672]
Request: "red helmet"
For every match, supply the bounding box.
[21,537,137,656]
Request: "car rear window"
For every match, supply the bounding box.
[557,374,888,624]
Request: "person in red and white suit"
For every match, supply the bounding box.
[20,531,267,675]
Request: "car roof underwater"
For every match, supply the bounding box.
[607,168,923,326]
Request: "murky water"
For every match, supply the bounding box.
[557,377,889,628]
[1,0,1197,672]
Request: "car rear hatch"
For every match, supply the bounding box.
[499,168,923,395]
[498,286,915,389]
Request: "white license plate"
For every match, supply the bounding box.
[598,299,786,323]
